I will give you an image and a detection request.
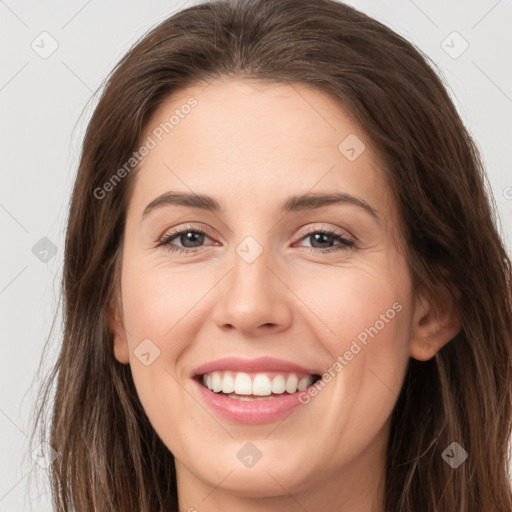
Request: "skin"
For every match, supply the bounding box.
[109,77,460,512]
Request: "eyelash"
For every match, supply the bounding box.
[157,224,355,255]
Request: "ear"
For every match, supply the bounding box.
[409,286,461,361]
[108,295,130,365]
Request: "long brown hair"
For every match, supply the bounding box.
[30,0,512,510]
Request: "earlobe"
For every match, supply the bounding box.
[108,299,130,365]
[409,289,461,361]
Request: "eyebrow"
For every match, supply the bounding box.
[142,191,380,223]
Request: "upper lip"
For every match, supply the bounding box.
[193,356,321,376]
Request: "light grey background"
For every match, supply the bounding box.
[1,0,511,509]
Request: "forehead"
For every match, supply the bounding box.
[128,78,397,227]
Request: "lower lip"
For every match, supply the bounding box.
[192,378,307,424]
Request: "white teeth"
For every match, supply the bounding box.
[201,371,315,396]
[298,375,313,391]
[271,375,286,394]
[221,373,235,394]
[252,373,272,396]
[234,373,253,395]
[285,374,299,394]
[212,372,222,393]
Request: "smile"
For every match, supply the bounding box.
[191,357,323,423]
[198,371,321,399]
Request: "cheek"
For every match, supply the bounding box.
[288,261,412,440]
[119,263,207,414]
[119,262,235,467]
[121,261,206,345]
[291,257,411,357]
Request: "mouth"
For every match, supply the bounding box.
[190,357,324,423]
[194,371,323,401]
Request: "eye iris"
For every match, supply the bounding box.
[310,232,333,248]
[181,231,204,248]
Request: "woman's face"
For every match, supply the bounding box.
[110,78,447,508]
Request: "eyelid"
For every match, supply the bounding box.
[157,222,214,244]
[294,223,355,244]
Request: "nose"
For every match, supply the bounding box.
[211,243,293,336]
